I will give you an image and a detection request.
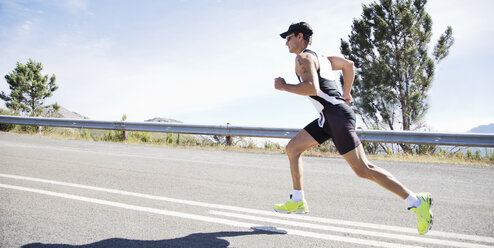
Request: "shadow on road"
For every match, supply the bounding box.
[21,227,286,248]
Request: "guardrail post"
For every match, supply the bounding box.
[226,123,232,146]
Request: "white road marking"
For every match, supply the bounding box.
[210,211,493,248]
[1,173,493,246]
[0,183,421,248]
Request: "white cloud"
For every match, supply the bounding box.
[21,20,32,31]
[61,0,88,14]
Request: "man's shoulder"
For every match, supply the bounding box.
[296,51,318,68]
[296,51,317,62]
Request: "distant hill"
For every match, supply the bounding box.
[145,117,182,123]
[44,107,182,123]
[469,123,494,133]
[44,106,89,119]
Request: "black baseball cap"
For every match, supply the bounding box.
[280,22,313,38]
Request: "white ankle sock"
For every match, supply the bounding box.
[292,190,304,203]
[406,192,421,208]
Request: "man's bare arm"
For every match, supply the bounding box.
[328,56,355,104]
[274,53,319,96]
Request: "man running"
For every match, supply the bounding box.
[273,22,433,235]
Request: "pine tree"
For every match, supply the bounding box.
[340,0,454,132]
[1,59,59,117]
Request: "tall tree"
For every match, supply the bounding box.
[1,59,59,117]
[340,0,454,131]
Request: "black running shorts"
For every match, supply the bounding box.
[304,103,361,155]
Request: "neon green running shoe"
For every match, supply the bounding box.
[408,192,434,235]
[273,195,309,214]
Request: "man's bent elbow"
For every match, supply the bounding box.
[308,88,318,96]
[345,60,354,70]
[300,82,318,96]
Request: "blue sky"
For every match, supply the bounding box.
[1,0,493,132]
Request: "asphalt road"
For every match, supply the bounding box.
[1,132,493,248]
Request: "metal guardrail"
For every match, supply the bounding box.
[0,115,493,147]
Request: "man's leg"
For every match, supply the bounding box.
[273,129,319,214]
[342,144,434,234]
[341,144,410,199]
[285,129,319,191]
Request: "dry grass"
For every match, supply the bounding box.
[303,147,494,166]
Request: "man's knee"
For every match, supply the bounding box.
[352,164,375,179]
[286,140,303,159]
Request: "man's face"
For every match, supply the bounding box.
[285,33,296,52]
[285,33,302,54]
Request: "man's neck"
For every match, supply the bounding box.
[295,45,310,55]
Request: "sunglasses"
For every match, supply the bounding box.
[286,34,295,42]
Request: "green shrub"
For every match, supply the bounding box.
[154,137,164,144]
[413,144,437,155]
[18,125,38,133]
[166,133,175,144]
[246,139,256,149]
[316,140,337,153]
[0,109,16,131]
[264,141,281,150]
[103,130,124,142]
[77,129,92,140]
[361,141,379,154]
[130,131,152,143]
